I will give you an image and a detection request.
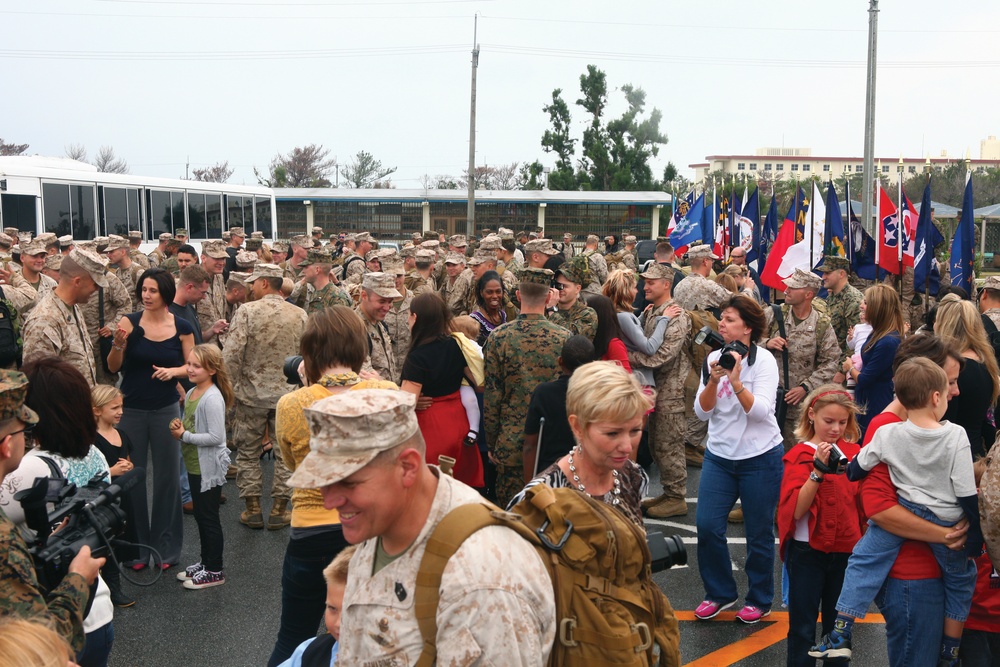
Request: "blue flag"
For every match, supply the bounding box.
[669,192,705,249]
[823,181,847,260]
[847,201,878,281]
[757,196,779,303]
[701,191,716,250]
[914,179,944,296]
[950,175,975,294]
[744,188,761,265]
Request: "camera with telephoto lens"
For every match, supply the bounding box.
[814,442,849,475]
[693,326,750,371]
[647,532,687,572]
[15,468,144,592]
[284,355,304,386]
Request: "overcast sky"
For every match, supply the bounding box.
[5,0,999,189]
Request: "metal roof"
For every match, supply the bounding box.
[838,199,961,219]
[274,188,672,206]
[974,203,1000,218]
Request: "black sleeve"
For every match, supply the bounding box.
[401,345,430,386]
[524,385,545,435]
[845,458,869,481]
[958,494,984,557]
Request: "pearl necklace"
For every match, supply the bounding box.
[567,446,621,505]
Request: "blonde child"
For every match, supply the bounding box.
[169,344,233,590]
[279,545,357,667]
[451,315,484,446]
[92,384,139,608]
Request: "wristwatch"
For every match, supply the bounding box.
[809,471,824,484]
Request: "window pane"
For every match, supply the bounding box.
[149,190,172,238]
[42,183,71,236]
[127,189,142,236]
[104,187,130,237]
[226,195,243,228]
[188,192,207,238]
[255,196,272,236]
[243,198,254,235]
[1,194,37,233]
[206,194,222,239]
[171,192,185,235]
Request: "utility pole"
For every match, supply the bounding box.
[466,14,479,238]
[861,0,879,235]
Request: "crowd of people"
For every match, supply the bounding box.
[0,221,998,667]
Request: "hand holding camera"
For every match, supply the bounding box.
[813,441,848,475]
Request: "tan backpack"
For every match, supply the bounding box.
[413,484,681,667]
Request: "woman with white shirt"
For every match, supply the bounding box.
[693,294,784,625]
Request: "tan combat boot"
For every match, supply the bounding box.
[241,496,264,529]
[684,442,705,468]
[641,493,668,511]
[645,496,688,519]
[728,507,744,523]
[267,498,291,530]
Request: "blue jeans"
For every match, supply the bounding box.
[785,541,850,667]
[267,527,350,667]
[76,622,114,667]
[179,450,192,504]
[696,444,783,609]
[876,577,945,667]
[837,499,976,622]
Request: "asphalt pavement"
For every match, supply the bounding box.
[109,458,892,666]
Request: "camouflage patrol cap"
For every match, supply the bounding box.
[343,233,357,243]
[271,240,289,253]
[686,242,720,261]
[222,231,231,242]
[174,228,189,238]
[524,239,560,256]
[365,249,381,263]
[563,232,574,239]
[624,235,637,245]
[105,235,128,252]
[354,232,372,243]
[229,271,251,284]
[415,249,436,263]
[69,248,109,288]
[21,239,47,256]
[201,240,229,259]
[362,272,403,298]
[981,276,1000,292]
[290,235,313,249]
[467,250,495,266]
[420,240,441,251]
[410,232,423,242]
[44,254,63,272]
[382,258,406,276]
[519,267,555,287]
[128,231,143,241]
[478,235,501,251]
[229,227,246,238]
[235,250,258,270]
[250,231,264,240]
[435,228,446,237]
[37,233,58,246]
[639,263,674,281]
[498,227,515,241]
[0,370,39,425]
[311,227,324,236]
[244,263,283,284]
[422,230,439,242]
[288,389,419,489]
[58,235,73,248]
[158,232,173,243]
[816,255,851,273]
[783,268,822,291]
[448,234,468,248]
[0,234,12,248]
[17,232,32,246]
[557,257,589,285]
[400,244,417,258]
[4,228,19,239]
[586,234,600,244]
[76,240,98,252]
[298,247,332,267]
[245,238,263,251]
[166,237,182,247]
[444,252,466,265]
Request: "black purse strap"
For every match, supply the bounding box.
[771,304,790,390]
[98,287,105,328]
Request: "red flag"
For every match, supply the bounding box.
[900,193,918,268]
[759,217,797,291]
[877,186,902,274]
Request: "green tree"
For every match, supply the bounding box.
[576,65,612,190]
[255,144,336,187]
[340,150,396,189]
[540,89,577,190]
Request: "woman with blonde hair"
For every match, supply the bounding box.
[0,619,75,667]
[716,272,739,295]
[934,296,999,457]
[602,268,678,387]
[777,386,863,667]
[843,284,904,435]
[508,361,654,526]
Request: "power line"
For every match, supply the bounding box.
[97,0,487,5]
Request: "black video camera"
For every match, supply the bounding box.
[15,468,144,592]
[694,326,749,371]
[647,532,687,573]
[284,355,304,386]
[813,443,849,475]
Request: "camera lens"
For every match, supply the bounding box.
[647,531,687,572]
[283,355,304,385]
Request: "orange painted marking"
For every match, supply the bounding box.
[674,611,885,667]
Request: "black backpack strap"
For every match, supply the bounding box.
[98,287,105,329]
[771,304,790,390]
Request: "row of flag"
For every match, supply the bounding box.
[667,174,976,298]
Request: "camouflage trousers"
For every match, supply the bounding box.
[93,344,120,387]
[232,402,291,502]
[779,403,804,452]
[494,462,524,510]
[684,416,708,450]
[649,409,687,499]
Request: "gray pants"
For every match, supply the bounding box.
[121,403,184,566]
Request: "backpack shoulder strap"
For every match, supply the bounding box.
[414,502,526,667]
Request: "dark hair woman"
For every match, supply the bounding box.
[401,293,483,487]
[470,271,507,348]
[107,267,196,569]
[584,294,632,372]
[693,294,784,625]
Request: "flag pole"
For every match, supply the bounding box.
[845,173,853,265]
[924,171,931,317]
[874,176,881,282]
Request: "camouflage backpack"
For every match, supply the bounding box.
[414,485,681,667]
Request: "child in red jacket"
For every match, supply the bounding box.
[777,385,863,667]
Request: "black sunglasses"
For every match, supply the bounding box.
[7,424,34,439]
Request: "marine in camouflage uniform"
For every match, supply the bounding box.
[621,235,639,271]
[561,233,575,263]
[107,235,145,311]
[580,235,609,296]
[440,253,473,317]
[817,255,864,364]
[298,247,352,313]
[22,249,109,387]
[548,257,599,340]
[82,270,132,386]
[761,269,841,449]
[195,241,231,348]
[344,232,373,285]
[980,276,1000,329]
[222,263,307,527]
[0,371,91,653]
[382,260,412,384]
[484,268,570,506]
[626,263,693,517]
[355,272,402,382]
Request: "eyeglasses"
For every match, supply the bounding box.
[7,424,34,439]
[553,283,568,291]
